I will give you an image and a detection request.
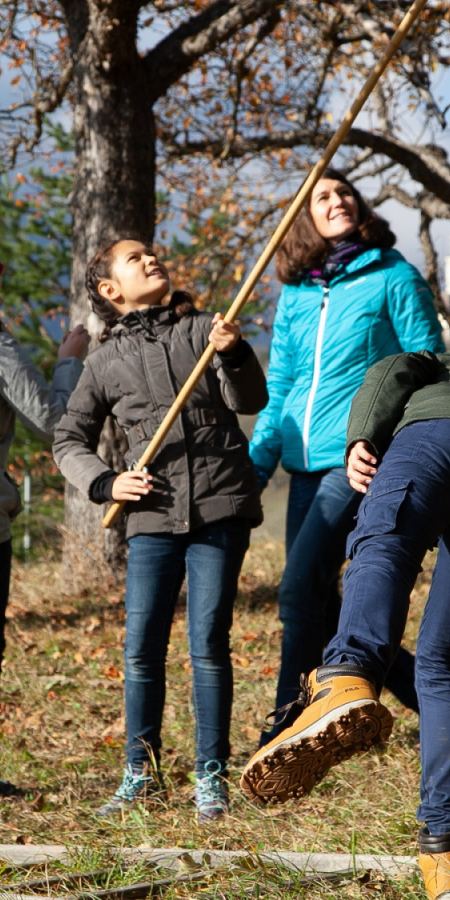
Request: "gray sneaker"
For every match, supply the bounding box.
[97,764,165,817]
[195,760,229,823]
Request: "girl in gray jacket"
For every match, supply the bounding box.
[53,238,267,822]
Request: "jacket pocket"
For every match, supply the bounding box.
[346,476,411,559]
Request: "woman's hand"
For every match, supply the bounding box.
[208,313,240,353]
[58,324,91,361]
[111,470,153,502]
[347,440,378,493]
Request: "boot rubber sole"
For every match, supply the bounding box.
[240,700,393,804]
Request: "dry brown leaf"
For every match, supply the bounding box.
[101,665,124,681]
[234,656,250,668]
[90,647,107,659]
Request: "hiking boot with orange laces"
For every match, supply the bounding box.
[419,827,450,899]
[240,664,393,804]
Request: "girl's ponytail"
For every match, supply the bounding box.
[85,242,120,339]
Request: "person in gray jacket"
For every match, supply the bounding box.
[53,238,268,822]
[0,258,89,796]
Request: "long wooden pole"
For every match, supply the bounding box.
[103,0,427,528]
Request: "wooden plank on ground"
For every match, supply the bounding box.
[0,844,418,875]
[123,847,418,875]
[0,894,54,900]
[0,844,418,900]
[0,846,70,868]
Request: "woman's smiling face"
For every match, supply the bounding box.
[309,178,359,244]
[98,240,170,315]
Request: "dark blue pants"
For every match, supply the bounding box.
[324,420,450,834]
[277,469,361,703]
[124,518,250,772]
[262,468,417,745]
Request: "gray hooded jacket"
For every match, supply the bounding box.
[53,301,268,537]
[0,328,83,543]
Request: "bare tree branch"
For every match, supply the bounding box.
[163,126,450,210]
[349,129,450,207]
[144,0,282,102]
[27,57,74,153]
[372,183,450,221]
[220,7,280,159]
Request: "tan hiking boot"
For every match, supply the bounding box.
[240,664,393,804]
[419,828,450,899]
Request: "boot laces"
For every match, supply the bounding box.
[195,760,229,814]
[264,672,311,729]
[114,765,160,802]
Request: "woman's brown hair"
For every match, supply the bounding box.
[276,168,396,285]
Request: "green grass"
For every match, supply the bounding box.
[0,541,433,897]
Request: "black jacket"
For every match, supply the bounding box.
[53,300,268,538]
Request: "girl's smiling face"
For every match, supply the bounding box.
[309,178,359,244]
[98,240,170,315]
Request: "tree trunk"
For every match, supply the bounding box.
[62,5,156,590]
[419,210,450,323]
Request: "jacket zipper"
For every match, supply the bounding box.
[302,287,329,470]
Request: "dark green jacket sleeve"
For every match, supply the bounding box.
[346,351,442,460]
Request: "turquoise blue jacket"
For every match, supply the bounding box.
[250,248,444,476]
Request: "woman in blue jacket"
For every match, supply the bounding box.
[251,168,444,744]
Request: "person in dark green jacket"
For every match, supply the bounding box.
[241,349,450,900]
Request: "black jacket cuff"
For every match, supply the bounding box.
[89,470,118,504]
[217,336,252,369]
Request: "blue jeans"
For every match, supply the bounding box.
[324,420,450,834]
[124,518,250,772]
[261,467,417,745]
[281,468,361,688]
[258,469,360,745]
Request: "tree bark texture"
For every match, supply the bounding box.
[61,1,155,588]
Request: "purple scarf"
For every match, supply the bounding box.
[308,239,367,286]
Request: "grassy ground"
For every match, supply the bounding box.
[0,541,432,898]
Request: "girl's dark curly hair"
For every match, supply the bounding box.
[85,238,193,341]
[85,240,122,340]
[276,168,396,285]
